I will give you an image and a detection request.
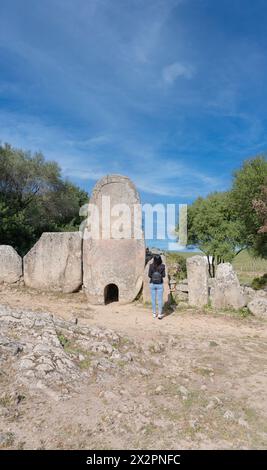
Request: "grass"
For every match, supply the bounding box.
[232,250,267,273]
[57,333,71,349]
[224,307,251,318]
[79,357,93,369]
[0,393,13,408]
[233,250,267,285]
[193,366,213,377]
[167,249,267,286]
[56,331,94,369]
[0,432,15,448]
[203,303,252,318]
[166,251,202,261]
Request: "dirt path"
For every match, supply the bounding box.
[1,284,266,341]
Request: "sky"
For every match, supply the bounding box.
[0,0,267,247]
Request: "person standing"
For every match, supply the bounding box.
[148,254,165,319]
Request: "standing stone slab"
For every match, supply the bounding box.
[83,175,145,304]
[143,256,170,305]
[248,297,267,318]
[24,232,82,293]
[0,245,22,284]
[186,255,209,307]
[210,263,246,310]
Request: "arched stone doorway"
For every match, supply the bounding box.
[104,284,119,304]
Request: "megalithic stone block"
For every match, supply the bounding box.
[24,232,82,293]
[0,245,22,284]
[211,262,246,310]
[83,174,145,304]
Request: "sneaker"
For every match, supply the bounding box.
[158,314,163,320]
[153,313,157,318]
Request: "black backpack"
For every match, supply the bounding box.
[151,268,162,284]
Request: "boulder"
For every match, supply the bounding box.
[257,289,267,298]
[24,232,82,293]
[0,245,22,284]
[186,256,209,307]
[142,256,170,305]
[176,280,188,293]
[242,286,267,304]
[248,297,267,318]
[211,263,246,310]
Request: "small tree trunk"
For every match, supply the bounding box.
[212,256,215,278]
[207,255,212,277]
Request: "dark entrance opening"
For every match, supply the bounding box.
[104,284,119,304]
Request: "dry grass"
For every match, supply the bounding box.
[168,249,267,285]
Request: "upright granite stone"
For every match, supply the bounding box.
[143,256,170,305]
[248,297,267,318]
[0,245,22,284]
[210,262,246,310]
[83,175,145,304]
[186,255,209,307]
[24,232,82,293]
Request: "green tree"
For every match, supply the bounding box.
[186,192,244,276]
[253,185,267,234]
[230,156,267,258]
[0,143,88,255]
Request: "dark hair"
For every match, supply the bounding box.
[153,254,162,267]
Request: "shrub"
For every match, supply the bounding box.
[251,273,267,290]
[166,253,187,280]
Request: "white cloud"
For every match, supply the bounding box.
[162,62,195,84]
[0,110,224,200]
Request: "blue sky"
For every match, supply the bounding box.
[0,0,267,212]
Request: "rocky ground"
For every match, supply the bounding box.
[0,284,267,450]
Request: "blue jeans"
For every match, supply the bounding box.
[150,283,163,315]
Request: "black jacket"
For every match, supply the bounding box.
[148,263,166,284]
